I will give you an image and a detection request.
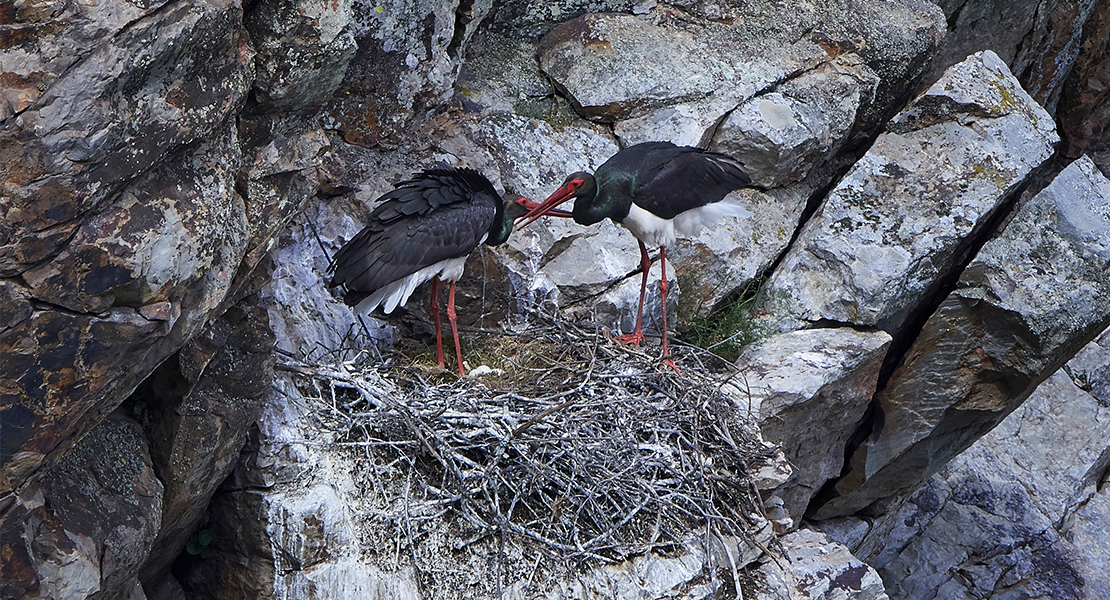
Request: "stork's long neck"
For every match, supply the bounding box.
[571,173,629,226]
[485,202,512,246]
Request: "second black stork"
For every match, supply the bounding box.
[520,141,755,371]
[329,167,554,376]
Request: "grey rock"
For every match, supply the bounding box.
[602,11,828,147]
[809,516,872,552]
[541,1,945,155]
[456,28,551,115]
[1064,478,1110,598]
[710,55,879,188]
[753,529,888,600]
[246,0,358,111]
[804,0,946,132]
[234,116,330,302]
[319,0,478,147]
[727,328,891,522]
[762,51,1059,335]
[537,13,756,124]
[850,328,1110,599]
[816,155,1110,519]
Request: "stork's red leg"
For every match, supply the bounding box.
[659,246,680,375]
[431,276,445,369]
[446,281,465,377]
[615,240,651,346]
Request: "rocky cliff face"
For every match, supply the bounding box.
[2,0,1109,599]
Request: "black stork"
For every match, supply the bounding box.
[329,167,565,376]
[520,141,754,371]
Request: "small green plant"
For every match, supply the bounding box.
[131,400,150,428]
[685,293,761,361]
[186,528,214,559]
[681,275,778,362]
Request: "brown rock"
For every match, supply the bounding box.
[137,304,275,584]
[1058,2,1110,158]
[1,413,163,600]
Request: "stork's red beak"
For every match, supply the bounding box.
[512,196,570,224]
[519,185,576,228]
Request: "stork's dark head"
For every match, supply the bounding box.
[507,196,532,220]
[518,172,597,228]
[485,196,569,246]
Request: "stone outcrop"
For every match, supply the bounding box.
[1,0,256,499]
[761,50,1059,336]
[824,328,1110,599]
[0,298,274,599]
[817,154,1110,519]
[3,0,1110,598]
[754,529,888,600]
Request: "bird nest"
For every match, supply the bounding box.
[282,314,776,576]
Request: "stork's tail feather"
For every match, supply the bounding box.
[704,152,753,188]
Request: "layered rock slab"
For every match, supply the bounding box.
[816,154,1110,519]
[844,328,1110,599]
[1,128,250,498]
[728,328,892,522]
[762,50,1059,336]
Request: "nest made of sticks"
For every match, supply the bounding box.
[282,315,775,568]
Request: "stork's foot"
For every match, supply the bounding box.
[661,357,682,375]
[614,330,646,346]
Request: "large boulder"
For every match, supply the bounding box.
[245,0,358,111]
[0,413,163,600]
[320,0,491,147]
[760,51,1059,336]
[815,154,1110,519]
[728,328,892,522]
[753,529,888,600]
[839,328,1110,599]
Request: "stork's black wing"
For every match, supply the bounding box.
[367,168,502,222]
[601,142,752,220]
[328,168,501,296]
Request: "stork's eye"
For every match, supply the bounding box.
[568,180,582,190]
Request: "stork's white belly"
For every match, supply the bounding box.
[621,200,752,247]
[353,255,470,315]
